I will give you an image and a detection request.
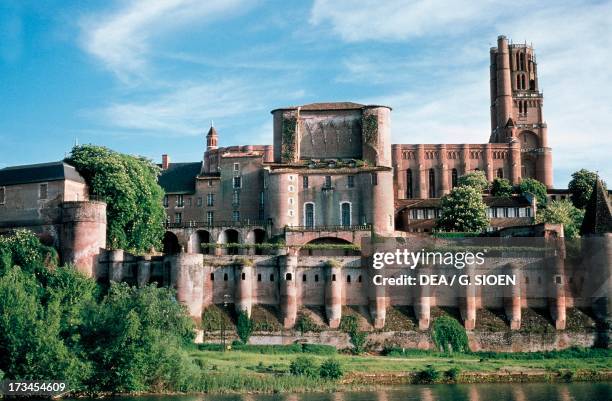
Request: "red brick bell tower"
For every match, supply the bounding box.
[489,35,553,188]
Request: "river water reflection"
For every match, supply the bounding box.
[69,383,612,401]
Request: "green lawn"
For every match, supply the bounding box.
[189,346,612,378]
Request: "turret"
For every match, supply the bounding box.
[206,124,218,150]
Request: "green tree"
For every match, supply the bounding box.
[490,178,513,197]
[457,171,489,192]
[568,169,607,209]
[517,178,548,208]
[0,266,89,386]
[0,229,57,281]
[236,311,253,344]
[436,186,489,232]
[340,315,367,354]
[537,200,585,239]
[431,316,469,353]
[66,145,165,254]
[45,266,98,349]
[80,283,197,392]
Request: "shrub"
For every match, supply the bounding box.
[234,257,253,267]
[295,312,320,334]
[302,344,336,355]
[417,366,440,384]
[319,359,343,380]
[289,356,318,378]
[236,311,253,344]
[323,259,341,269]
[445,367,461,381]
[340,315,367,354]
[562,370,575,382]
[431,316,469,353]
[201,305,233,333]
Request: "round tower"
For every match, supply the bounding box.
[206,124,218,150]
[325,262,343,329]
[61,201,107,278]
[267,172,299,235]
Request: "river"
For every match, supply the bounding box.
[66,383,612,401]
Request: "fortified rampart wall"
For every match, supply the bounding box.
[95,241,610,335]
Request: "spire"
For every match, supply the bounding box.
[206,123,218,150]
[580,176,612,235]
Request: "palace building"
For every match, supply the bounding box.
[2,36,609,349]
[159,35,548,252]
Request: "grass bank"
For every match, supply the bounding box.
[184,345,612,394]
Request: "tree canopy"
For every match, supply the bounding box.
[0,230,198,393]
[66,145,165,254]
[568,169,607,210]
[517,178,548,208]
[457,171,489,192]
[537,199,584,239]
[490,178,513,197]
[436,186,489,232]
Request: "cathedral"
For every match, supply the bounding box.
[3,36,608,349]
[158,35,551,250]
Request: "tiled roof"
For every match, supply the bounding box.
[483,196,531,207]
[0,161,85,186]
[396,195,531,210]
[158,162,202,194]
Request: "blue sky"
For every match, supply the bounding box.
[1,0,610,187]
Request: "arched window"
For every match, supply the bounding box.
[241,273,245,280]
[358,275,362,283]
[332,274,336,282]
[496,168,503,179]
[451,168,458,188]
[406,169,413,199]
[304,202,315,228]
[286,273,292,281]
[340,202,351,226]
[347,275,351,283]
[521,75,526,90]
[516,74,521,89]
[428,169,436,198]
[315,274,319,282]
[302,274,307,282]
[223,273,228,281]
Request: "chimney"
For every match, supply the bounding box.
[162,154,170,170]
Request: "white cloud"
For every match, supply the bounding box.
[94,80,264,136]
[310,0,502,42]
[80,0,251,81]
[322,1,612,187]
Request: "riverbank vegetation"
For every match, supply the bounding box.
[1,230,611,396]
[188,345,611,392]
